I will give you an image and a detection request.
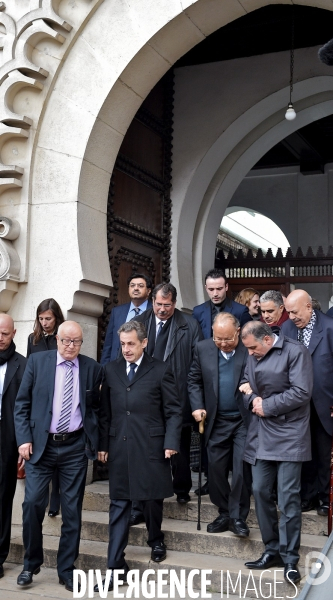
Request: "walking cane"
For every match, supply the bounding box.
[328,406,333,536]
[197,412,206,531]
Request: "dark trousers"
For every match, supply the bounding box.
[108,498,164,568]
[171,425,192,495]
[0,424,17,565]
[207,415,251,519]
[301,402,331,504]
[49,469,61,513]
[252,459,302,564]
[23,431,87,579]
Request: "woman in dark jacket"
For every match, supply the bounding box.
[27,298,64,517]
[27,298,64,356]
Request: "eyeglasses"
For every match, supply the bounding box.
[60,339,83,347]
[213,331,238,344]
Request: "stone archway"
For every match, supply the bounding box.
[1,0,331,354]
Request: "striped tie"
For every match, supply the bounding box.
[56,360,74,433]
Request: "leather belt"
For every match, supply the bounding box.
[48,428,83,442]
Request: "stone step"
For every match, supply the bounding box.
[83,482,328,536]
[42,509,326,567]
[8,526,306,597]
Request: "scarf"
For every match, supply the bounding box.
[0,340,16,365]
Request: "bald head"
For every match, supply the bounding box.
[0,313,16,352]
[285,290,313,329]
[56,321,83,361]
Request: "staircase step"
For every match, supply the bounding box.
[41,509,326,567]
[8,527,306,597]
[83,482,328,536]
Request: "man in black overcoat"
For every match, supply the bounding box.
[0,314,26,579]
[135,282,203,503]
[282,289,333,515]
[96,321,182,592]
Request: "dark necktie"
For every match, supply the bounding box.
[156,321,164,339]
[298,329,304,344]
[128,363,137,381]
[57,361,74,433]
[133,307,140,316]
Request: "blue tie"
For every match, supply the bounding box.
[156,321,164,339]
[128,363,137,381]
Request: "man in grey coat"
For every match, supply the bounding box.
[239,321,313,586]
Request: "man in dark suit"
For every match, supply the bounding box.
[14,320,103,592]
[282,289,333,516]
[188,312,251,537]
[0,314,26,579]
[101,273,152,364]
[192,269,252,340]
[95,321,182,592]
[136,282,203,503]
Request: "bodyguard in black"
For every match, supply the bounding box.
[0,314,26,579]
[96,321,182,592]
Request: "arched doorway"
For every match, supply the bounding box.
[7,0,333,355]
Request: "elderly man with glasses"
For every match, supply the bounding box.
[188,312,252,537]
[14,321,103,593]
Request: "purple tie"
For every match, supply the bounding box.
[57,361,74,433]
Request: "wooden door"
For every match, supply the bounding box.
[98,71,174,359]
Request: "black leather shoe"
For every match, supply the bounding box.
[0,564,3,578]
[317,503,329,516]
[48,510,59,517]
[207,514,229,533]
[229,518,249,538]
[59,577,79,592]
[93,564,129,593]
[284,563,301,585]
[301,498,318,512]
[151,542,167,563]
[194,482,209,496]
[245,552,284,569]
[176,493,191,504]
[129,513,145,526]
[17,567,40,586]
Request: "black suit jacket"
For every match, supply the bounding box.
[188,338,249,443]
[99,354,182,500]
[192,299,252,339]
[14,351,103,463]
[1,351,27,464]
[135,308,203,424]
[282,310,333,436]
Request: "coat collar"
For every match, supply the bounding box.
[2,352,19,398]
[114,353,154,386]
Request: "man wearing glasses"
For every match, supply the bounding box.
[136,283,203,503]
[14,321,103,592]
[188,312,251,537]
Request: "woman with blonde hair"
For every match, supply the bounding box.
[235,288,260,320]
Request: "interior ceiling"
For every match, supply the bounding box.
[175,5,333,174]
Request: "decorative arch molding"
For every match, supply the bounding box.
[177,78,333,307]
[0,0,331,353]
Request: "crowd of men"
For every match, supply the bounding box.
[1,269,332,592]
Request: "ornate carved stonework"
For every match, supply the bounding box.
[0,0,97,308]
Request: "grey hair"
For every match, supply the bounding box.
[241,320,274,341]
[117,320,147,342]
[213,312,240,329]
[260,290,284,307]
